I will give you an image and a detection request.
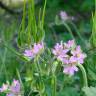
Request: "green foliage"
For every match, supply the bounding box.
[57,87,80,96]
[18,0,47,47]
[82,87,96,96]
[80,0,94,12]
[90,12,96,48]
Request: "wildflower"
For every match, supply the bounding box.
[64,40,75,49]
[0,84,9,92]
[52,42,69,61]
[10,79,21,93]
[6,93,14,96]
[60,11,74,21]
[52,40,87,75]
[24,49,33,58]
[63,65,78,75]
[60,11,69,21]
[33,42,44,54]
[0,79,21,96]
[24,42,44,59]
[71,46,87,64]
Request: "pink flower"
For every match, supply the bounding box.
[52,43,63,56]
[63,65,78,75]
[52,40,87,75]
[24,42,44,59]
[60,11,69,21]
[0,84,9,92]
[10,79,20,93]
[60,11,75,21]
[6,93,14,96]
[71,46,87,64]
[69,56,77,64]
[0,79,21,96]
[65,40,75,48]
[24,49,33,58]
[33,42,44,54]
[62,58,69,64]
[52,42,69,61]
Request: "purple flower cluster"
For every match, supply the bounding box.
[0,79,21,96]
[24,42,44,59]
[60,11,69,21]
[60,11,74,21]
[52,40,87,75]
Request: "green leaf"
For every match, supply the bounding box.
[82,87,96,96]
[90,11,96,47]
[18,0,26,47]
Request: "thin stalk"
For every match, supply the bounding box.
[77,63,88,87]
[42,0,47,27]
[0,48,7,79]
[2,43,28,61]
[68,21,85,44]
[95,0,96,11]
[63,21,75,40]
[51,75,56,96]
[18,0,26,47]
[34,56,45,96]
[16,69,24,93]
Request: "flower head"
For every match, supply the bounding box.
[10,79,20,93]
[33,42,44,54]
[71,46,87,64]
[0,79,21,96]
[60,11,74,21]
[0,84,9,92]
[52,40,87,75]
[52,42,69,61]
[6,93,14,96]
[64,40,75,49]
[24,42,44,59]
[63,65,78,75]
[60,11,69,21]
[24,49,33,58]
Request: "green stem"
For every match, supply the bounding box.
[34,56,45,96]
[63,21,75,40]
[52,75,56,96]
[95,0,96,11]
[0,48,7,79]
[42,0,47,27]
[77,63,88,87]
[68,21,85,44]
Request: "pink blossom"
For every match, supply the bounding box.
[6,93,14,96]
[33,42,44,54]
[52,43,63,56]
[52,42,69,61]
[24,49,33,58]
[60,11,75,21]
[24,42,44,59]
[69,56,77,64]
[60,11,69,21]
[52,40,87,75]
[10,79,20,93]
[71,46,87,64]
[0,79,21,96]
[63,65,78,75]
[0,84,9,92]
[65,40,75,48]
